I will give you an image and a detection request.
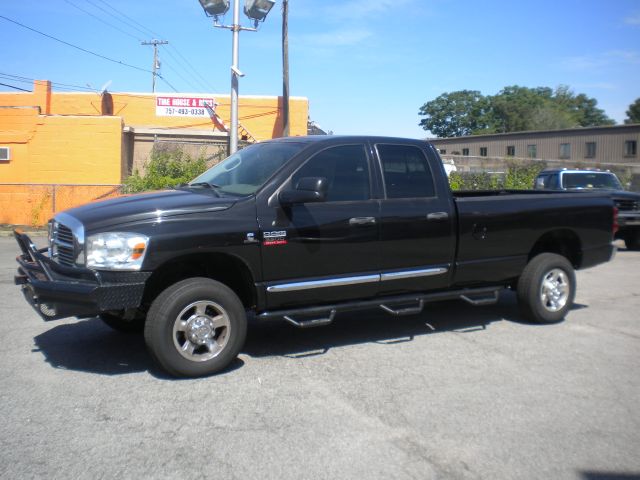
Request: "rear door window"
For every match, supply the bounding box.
[377,144,435,198]
[292,144,371,202]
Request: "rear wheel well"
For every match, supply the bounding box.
[141,253,256,312]
[528,230,582,268]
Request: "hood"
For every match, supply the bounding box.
[564,188,640,199]
[61,188,236,231]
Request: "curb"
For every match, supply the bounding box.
[0,229,47,238]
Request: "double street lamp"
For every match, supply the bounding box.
[198,0,276,154]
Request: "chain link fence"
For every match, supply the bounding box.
[0,184,123,227]
[441,155,640,191]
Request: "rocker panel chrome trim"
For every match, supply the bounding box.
[380,267,448,281]
[266,266,449,293]
[266,274,380,293]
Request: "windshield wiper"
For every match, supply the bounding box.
[186,182,222,196]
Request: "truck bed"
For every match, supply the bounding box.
[451,189,615,286]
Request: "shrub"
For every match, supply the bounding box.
[123,146,210,193]
[449,161,547,190]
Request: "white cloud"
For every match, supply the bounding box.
[561,50,640,71]
[573,82,617,90]
[335,0,414,18]
[293,0,418,21]
[294,28,373,48]
[624,13,640,25]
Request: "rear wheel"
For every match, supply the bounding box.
[144,278,247,378]
[517,253,576,324]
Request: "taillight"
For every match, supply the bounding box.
[613,206,619,236]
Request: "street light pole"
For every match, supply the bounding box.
[230,0,240,154]
[198,0,275,155]
[282,0,289,137]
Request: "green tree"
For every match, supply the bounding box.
[418,90,490,137]
[488,86,555,133]
[528,104,576,131]
[420,85,615,137]
[625,98,640,124]
[554,86,615,127]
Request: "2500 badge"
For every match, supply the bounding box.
[263,230,287,246]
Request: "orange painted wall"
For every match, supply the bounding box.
[0,81,124,225]
[50,92,308,141]
[0,80,309,225]
[0,111,123,184]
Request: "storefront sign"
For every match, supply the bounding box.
[156,96,218,117]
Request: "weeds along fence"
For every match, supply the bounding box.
[0,184,123,227]
[4,153,638,226]
[442,155,640,191]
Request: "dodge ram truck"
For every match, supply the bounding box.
[14,136,617,377]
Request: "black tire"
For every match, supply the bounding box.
[624,230,640,251]
[144,277,247,378]
[517,253,576,324]
[100,312,145,333]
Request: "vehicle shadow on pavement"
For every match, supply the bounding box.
[32,318,154,376]
[31,291,588,376]
[32,317,245,378]
[243,290,578,359]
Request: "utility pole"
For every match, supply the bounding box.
[282,0,290,137]
[141,39,168,92]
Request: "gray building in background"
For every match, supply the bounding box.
[429,124,640,165]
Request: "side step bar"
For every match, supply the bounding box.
[460,291,500,306]
[380,300,425,316]
[283,309,336,328]
[257,286,504,328]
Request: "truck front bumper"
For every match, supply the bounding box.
[14,229,151,321]
[618,211,640,227]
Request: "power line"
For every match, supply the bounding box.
[94,1,221,93]
[0,14,153,75]
[0,82,30,92]
[62,0,142,41]
[160,46,211,92]
[85,0,153,39]
[0,72,97,92]
[156,75,179,93]
[160,57,205,93]
[164,45,221,93]
[95,0,161,38]
[0,70,180,97]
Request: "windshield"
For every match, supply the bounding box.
[562,172,623,190]
[190,142,306,196]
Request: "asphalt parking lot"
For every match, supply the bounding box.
[0,235,638,480]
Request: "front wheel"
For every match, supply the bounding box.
[517,253,576,324]
[144,278,247,377]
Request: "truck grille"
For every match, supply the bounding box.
[51,222,76,266]
[614,199,639,211]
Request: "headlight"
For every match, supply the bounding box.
[85,232,149,270]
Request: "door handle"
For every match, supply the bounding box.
[427,212,449,221]
[349,216,376,226]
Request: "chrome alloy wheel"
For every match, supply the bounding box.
[172,301,231,362]
[539,268,570,312]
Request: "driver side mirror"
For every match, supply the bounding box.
[278,177,328,205]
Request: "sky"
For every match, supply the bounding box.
[1,0,639,139]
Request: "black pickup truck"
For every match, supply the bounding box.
[14,136,616,377]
